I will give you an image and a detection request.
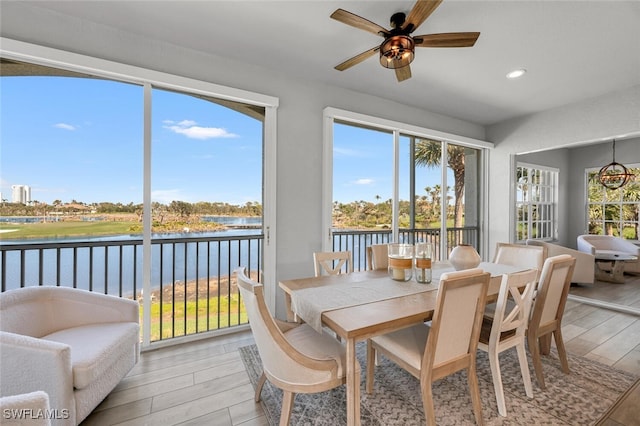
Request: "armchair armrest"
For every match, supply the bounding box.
[54,288,139,324]
[0,391,53,426]
[0,331,75,425]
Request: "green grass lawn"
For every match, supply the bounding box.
[144,294,248,341]
[0,221,139,239]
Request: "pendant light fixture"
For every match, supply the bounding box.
[597,140,634,189]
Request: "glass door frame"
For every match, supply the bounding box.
[322,107,493,259]
[1,38,279,346]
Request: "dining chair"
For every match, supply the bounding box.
[493,242,547,281]
[236,267,357,426]
[527,254,576,389]
[477,269,538,417]
[313,250,353,276]
[366,244,389,270]
[365,268,490,426]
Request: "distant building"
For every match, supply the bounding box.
[11,185,31,204]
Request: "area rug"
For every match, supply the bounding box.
[239,342,638,425]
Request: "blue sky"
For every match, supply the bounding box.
[1,76,443,206]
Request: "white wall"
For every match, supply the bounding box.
[0,2,486,319]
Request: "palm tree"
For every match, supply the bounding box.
[415,139,466,227]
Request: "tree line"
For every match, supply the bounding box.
[0,200,262,218]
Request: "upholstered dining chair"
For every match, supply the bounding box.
[478,269,538,417]
[365,268,491,426]
[527,254,576,389]
[313,250,353,276]
[493,242,547,281]
[236,268,357,426]
[366,244,389,270]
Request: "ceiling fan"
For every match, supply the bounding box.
[331,0,479,82]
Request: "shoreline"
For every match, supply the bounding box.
[137,270,260,303]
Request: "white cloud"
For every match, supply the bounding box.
[54,123,76,131]
[164,120,238,140]
[353,178,374,185]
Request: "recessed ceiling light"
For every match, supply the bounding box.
[506,69,527,79]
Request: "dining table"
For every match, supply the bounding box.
[278,261,528,426]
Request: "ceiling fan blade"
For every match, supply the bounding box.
[414,32,480,47]
[331,9,389,37]
[335,46,380,71]
[402,0,444,33]
[395,65,412,82]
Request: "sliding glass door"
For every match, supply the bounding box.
[324,108,488,265]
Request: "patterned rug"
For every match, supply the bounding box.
[239,342,638,425]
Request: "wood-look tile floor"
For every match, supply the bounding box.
[81,274,640,426]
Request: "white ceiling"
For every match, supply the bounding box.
[9,0,640,126]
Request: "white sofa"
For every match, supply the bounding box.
[0,287,140,426]
[577,234,640,275]
[525,239,595,284]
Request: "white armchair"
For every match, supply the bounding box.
[0,391,52,425]
[526,240,595,284]
[0,287,140,426]
[577,235,640,275]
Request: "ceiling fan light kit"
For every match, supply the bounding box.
[380,35,415,69]
[331,0,479,82]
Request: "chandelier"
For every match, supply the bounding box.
[597,140,634,189]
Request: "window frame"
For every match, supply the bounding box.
[323,107,493,258]
[585,163,640,241]
[1,37,279,346]
[514,162,559,243]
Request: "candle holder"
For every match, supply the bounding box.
[388,244,414,281]
[415,242,433,283]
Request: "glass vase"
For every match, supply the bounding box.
[388,243,414,281]
[415,242,433,283]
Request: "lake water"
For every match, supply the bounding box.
[0,216,263,296]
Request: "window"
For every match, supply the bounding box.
[586,165,640,240]
[0,44,278,345]
[515,163,558,242]
[325,108,490,263]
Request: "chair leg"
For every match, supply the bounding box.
[467,365,485,426]
[366,340,375,394]
[553,329,571,374]
[279,391,295,426]
[516,342,534,398]
[488,348,507,416]
[355,365,362,421]
[540,333,552,355]
[255,372,267,402]
[528,332,546,389]
[420,380,437,426]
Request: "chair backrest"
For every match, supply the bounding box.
[493,242,547,280]
[529,254,576,331]
[313,251,353,276]
[488,269,538,346]
[235,268,337,383]
[422,268,490,379]
[366,244,389,270]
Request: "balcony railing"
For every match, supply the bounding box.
[333,226,480,269]
[0,234,263,343]
[0,226,478,343]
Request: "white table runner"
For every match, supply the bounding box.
[291,276,439,333]
[289,262,525,333]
